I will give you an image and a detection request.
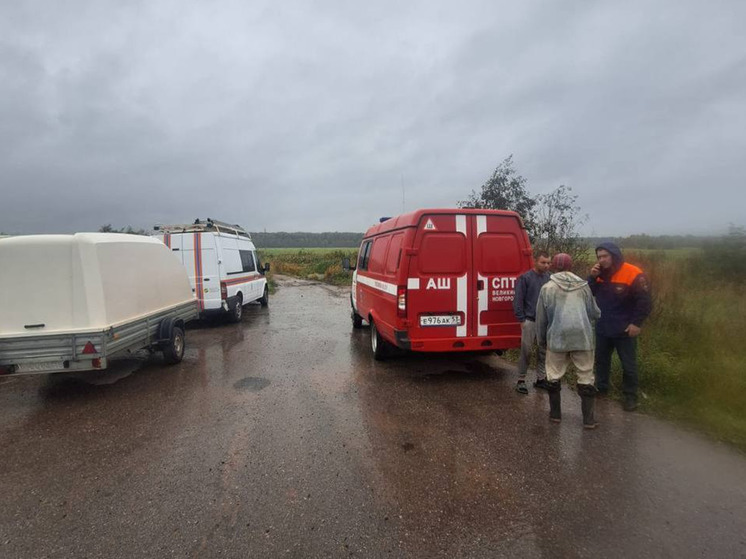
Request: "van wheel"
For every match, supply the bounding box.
[370,320,389,361]
[228,295,243,323]
[162,327,185,364]
[259,286,269,307]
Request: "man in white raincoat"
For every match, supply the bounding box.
[536,253,601,429]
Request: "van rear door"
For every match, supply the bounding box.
[407,214,473,340]
[180,233,220,311]
[471,214,530,341]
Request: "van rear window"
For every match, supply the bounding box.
[478,234,521,273]
[419,234,466,274]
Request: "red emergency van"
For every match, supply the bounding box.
[346,209,533,359]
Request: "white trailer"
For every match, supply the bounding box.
[0,233,198,376]
[154,219,269,322]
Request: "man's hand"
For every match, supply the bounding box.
[625,324,641,337]
[590,263,601,278]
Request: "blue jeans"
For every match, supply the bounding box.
[594,334,638,396]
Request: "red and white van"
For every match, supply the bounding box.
[155,219,269,322]
[346,209,533,359]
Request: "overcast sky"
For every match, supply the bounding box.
[1,0,744,236]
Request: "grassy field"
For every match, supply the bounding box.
[259,248,358,286]
[621,248,746,449]
[259,245,746,450]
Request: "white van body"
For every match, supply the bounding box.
[0,233,198,375]
[155,220,268,322]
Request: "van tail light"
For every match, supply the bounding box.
[220,283,228,300]
[397,286,407,318]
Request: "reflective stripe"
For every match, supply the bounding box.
[357,274,397,296]
[407,278,420,290]
[455,215,467,236]
[454,214,468,337]
[456,275,468,338]
[476,216,488,336]
[476,215,487,236]
[597,263,643,286]
[477,273,488,336]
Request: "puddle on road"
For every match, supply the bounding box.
[233,377,271,392]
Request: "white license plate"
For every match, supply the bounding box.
[419,315,462,327]
[15,361,65,373]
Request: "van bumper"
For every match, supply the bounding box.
[393,330,521,352]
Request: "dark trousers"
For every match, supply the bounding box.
[594,334,638,396]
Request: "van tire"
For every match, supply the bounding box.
[162,326,185,364]
[259,286,269,307]
[370,319,389,361]
[350,294,363,329]
[228,295,243,323]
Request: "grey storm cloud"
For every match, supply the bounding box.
[1,0,744,236]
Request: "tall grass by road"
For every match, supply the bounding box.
[623,247,746,448]
[260,245,746,450]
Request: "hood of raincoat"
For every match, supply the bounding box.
[549,271,588,292]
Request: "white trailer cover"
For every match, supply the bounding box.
[0,233,195,337]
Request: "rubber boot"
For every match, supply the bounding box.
[578,384,598,429]
[623,394,638,412]
[547,381,561,423]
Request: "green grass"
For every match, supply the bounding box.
[571,247,746,450]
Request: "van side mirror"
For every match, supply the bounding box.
[263,263,271,273]
[342,257,356,272]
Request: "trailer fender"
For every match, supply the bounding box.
[157,317,185,344]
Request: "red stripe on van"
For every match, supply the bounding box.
[222,274,260,286]
[163,233,171,248]
[194,233,204,310]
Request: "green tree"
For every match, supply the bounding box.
[459,157,589,265]
[98,224,148,236]
[458,155,536,230]
[532,185,589,265]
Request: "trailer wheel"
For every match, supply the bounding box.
[228,294,243,323]
[370,319,390,361]
[259,286,269,308]
[162,326,185,364]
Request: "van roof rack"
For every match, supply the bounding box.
[154,218,251,239]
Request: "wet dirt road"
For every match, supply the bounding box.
[1,277,745,559]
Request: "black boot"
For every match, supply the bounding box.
[547,381,561,423]
[623,393,638,412]
[578,384,598,429]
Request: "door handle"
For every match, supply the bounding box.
[477,280,485,291]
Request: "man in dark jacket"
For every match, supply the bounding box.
[589,242,652,411]
[512,251,551,394]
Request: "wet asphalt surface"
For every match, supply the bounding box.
[2,277,746,559]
